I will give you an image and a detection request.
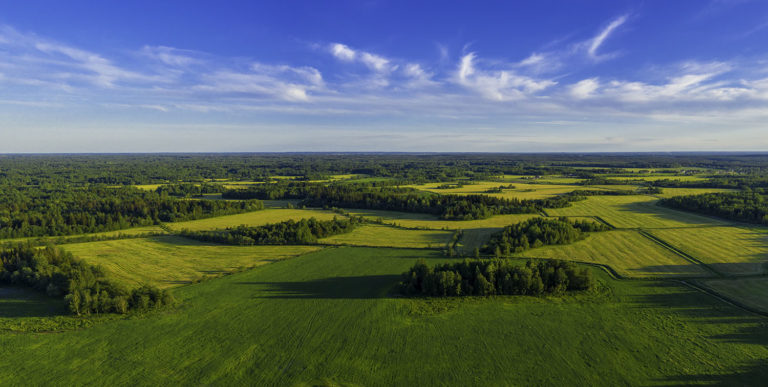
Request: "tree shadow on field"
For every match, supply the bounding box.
[0,286,68,318]
[237,274,401,299]
[630,281,768,385]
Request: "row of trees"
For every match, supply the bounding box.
[0,245,172,315]
[660,192,768,225]
[483,217,609,256]
[400,258,594,297]
[154,183,222,197]
[179,217,361,245]
[0,185,263,238]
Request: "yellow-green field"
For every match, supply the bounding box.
[517,230,711,278]
[63,236,322,288]
[546,195,727,229]
[699,277,768,313]
[166,208,341,231]
[319,224,453,249]
[648,227,768,275]
[406,181,592,200]
[655,188,736,198]
[1,225,166,245]
[345,208,540,230]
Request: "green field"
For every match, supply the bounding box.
[655,188,736,198]
[319,224,453,249]
[346,208,540,230]
[517,230,711,278]
[2,247,767,385]
[648,227,768,275]
[63,236,322,288]
[700,277,768,313]
[166,208,341,231]
[546,195,727,229]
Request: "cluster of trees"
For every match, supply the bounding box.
[0,185,263,238]
[179,216,361,245]
[0,245,172,315]
[400,258,594,297]
[154,183,222,197]
[483,217,609,256]
[660,192,768,225]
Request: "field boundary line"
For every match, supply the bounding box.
[638,230,724,277]
[678,280,768,318]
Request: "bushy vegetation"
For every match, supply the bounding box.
[179,217,361,245]
[0,245,172,315]
[483,217,609,256]
[660,191,768,225]
[400,258,594,296]
[0,185,263,238]
[155,183,222,197]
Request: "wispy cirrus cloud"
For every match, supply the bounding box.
[586,15,628,61]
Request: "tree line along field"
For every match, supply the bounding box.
[3,153,768,384]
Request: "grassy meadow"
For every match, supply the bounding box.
[63,236,322,288]
[517,230,711,278]
[648,227,768,276]
[319,224,453,249]
[166,208,341,231]
[2,247,768,385]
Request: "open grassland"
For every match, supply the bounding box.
[648,227,768,275]
[406,181,605,200]
[319,224,453,249]
[1,247,767,385]
[166,208,340,231]
[517,230,711,278]
[63,236,322,288]
[655,187,736,198]
[346,208,540,230]
[546,195,728,229]
[700,277,768,314]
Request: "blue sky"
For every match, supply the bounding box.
[1,0,768,152]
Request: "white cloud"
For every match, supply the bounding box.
[360,52,391,72]
[142,46,199,67]
[587,15,627,60]
[196,63,324,102]
[331,43,356,61]
[456,53,556,101]
[570,78,600,99]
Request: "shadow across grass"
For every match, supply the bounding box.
[630,281,768,384]
[238,274,402,299]
[0,286,68,318]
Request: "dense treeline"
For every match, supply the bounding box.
[483,217,609,256]
[0,245,172,315]
[400,258,594,296]
[155,183,222,197]
[3,153,766,187]
[0,185,263,238]
[660,192,768,225]
[179,217,361,245]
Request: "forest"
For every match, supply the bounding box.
[0,244,171,315]
[400,258,594,297]
[0,185,263,238]
[660,191,768,225]
[179,217,361,245]
[483,217,610,256]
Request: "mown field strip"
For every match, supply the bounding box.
[319,224,453,249]
[546,195,729,229]
[647,227,768,276]
[166,208,342,231]
[63,236,322,288]
[516,230,713,278]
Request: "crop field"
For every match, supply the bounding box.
[2,247,768,385]
[648,227,768,275]
[655,187,736,198]
[319,224,453,249]
[63,236,322,288]
[699,277,768,313]
[545,195,728,229]
[517,230,711,278]
[346,208,540,230]
[406,181,619,200]
[166,208,341,231]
